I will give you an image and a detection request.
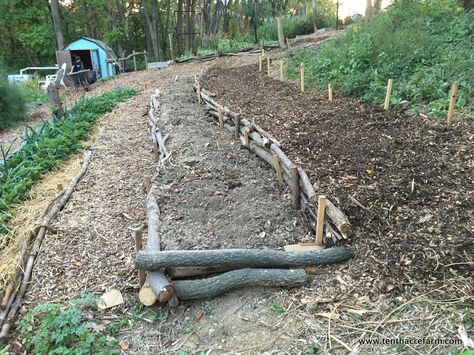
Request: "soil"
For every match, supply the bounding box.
[201,64,474,298]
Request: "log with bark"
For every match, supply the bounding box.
[172,268,307,300]
[143,191,174,303]
[136,246,354,270]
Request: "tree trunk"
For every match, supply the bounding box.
[185,0,191,53]
[177,0,184,55]
[222,0,233,34]
[373,0,382,14]
[50,0,65,50]
[312,0,317,33]
[144,0,160,60]
[276,16,285,47]
[172,268,307,300]
[365,0,373,19]
[210,0,223,36]
[136,247,354,270]
[464,0,474,9]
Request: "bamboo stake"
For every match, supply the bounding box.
[328,83,333,102]
[273,155,284,183]
[267,57,271,77]
[384,79,393,110]
[262,48,265,57]
[280,60,284,80]
[259,56,263,73]
[447,82,458,125]
[217,105,224,128]
[300,62,305,92]
[316,196,327,245]
[133,229,146,288]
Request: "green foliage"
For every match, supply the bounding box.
[18,294,118,354]
[257,1,337,42]
[18,77,50,104]
[0,87,135,233]
[0,78,27,130]
[269,303,285,316]
[285,0,474,117]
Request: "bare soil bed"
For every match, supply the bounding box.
[201,64,474,299]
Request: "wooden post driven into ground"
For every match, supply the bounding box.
[280,61,284,80]
[267,57,271,77]
[328,84,333,102]
[169,33,175,61]
[384,79,393,110]
[315,196,326,245]
[447,82,458,125]
[259,56,263,73]
[300,62,305,92]
[133,50,137,71]
[144,50,148,69]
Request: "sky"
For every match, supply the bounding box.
[339,0,392,17]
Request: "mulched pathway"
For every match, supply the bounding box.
[201,64,474,298]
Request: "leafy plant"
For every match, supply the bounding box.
[269,303,285,316]
[0,87,135,233]
[285,0,474,117]
[18,294,119,354]
[0,78,27,130]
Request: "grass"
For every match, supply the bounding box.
[0,87,135,233]
[18,77,50,104]
[284,0,473,117]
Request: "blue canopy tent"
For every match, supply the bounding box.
[57,37,119,80]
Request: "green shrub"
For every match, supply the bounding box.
[285,0,474,117]
[0,87,135,233]
[0,79,27,130]
[18,294,118,354]
[257,1,336,41]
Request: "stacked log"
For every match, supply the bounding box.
[193,83,352,243]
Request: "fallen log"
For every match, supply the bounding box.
[143,190,174,303]
[136,246,354,270]
[298,167,317,205]
[172,268,307,300]
[167,265,237,279]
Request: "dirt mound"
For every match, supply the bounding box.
[201,64,474,298]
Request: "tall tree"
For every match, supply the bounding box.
[49,0,65,49]
[312,0,317,33]
[365,0,373,19]
[143,0,160,60]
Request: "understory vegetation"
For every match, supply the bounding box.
[285,0,474,117]
[0,78,27,130]
[0,87,135,233]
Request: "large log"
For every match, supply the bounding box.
[172,268,307,300]
[144,190,174,302]
[136,246,354,270]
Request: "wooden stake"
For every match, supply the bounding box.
[272,155,284,183]
[217,105,224,128]
[196,81,201,104]
[243,127,250,148]
[300,62,305,92]
[328,84,333,102]
[133,50,137,71]
[235,114,241,139]
[267,57,270,77]
[259,56,263,73]
[384,79,393,110]
[447,82,458,125]
[262,48,265,57]
[289,165,301,209]
[315,196,326,245]
[144,177,151,193]
[144,50,148,69]
[133,229,146,288]
[280,61,284,80]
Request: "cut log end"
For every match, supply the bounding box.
[139,285,157,306]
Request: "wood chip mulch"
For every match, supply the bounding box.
[201,64,474,299]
